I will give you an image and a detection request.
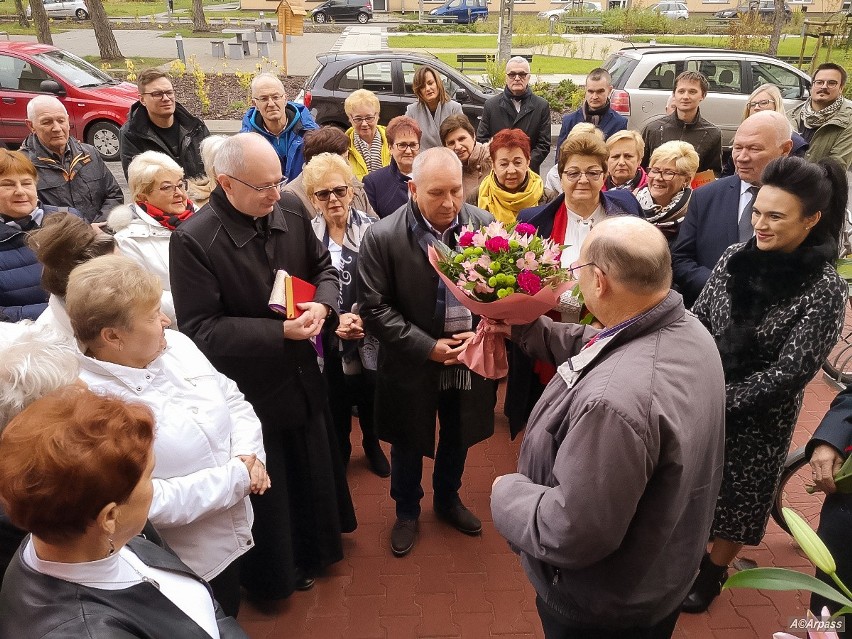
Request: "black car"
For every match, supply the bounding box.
[297,51,496,132]
[310,0,373,23]
[714,1,792,22]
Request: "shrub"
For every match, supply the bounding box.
[532,79,581,114]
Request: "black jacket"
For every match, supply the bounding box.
[357,200,498,457]
[476,87,551,173]
[20,134,124,222]
[641,108,722,176]
[119,101,210,179]
[0,536,247,639]
[362,158,410,219]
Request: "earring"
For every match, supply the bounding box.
[107,537,115,557]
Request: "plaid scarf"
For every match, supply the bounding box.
[801,95,843,130]
[353,129,384,174]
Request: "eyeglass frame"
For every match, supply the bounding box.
[747,98,776,110]
[226,174,287,193]
[392,142,420,151]
[813,79,840,88]
[351,115,378,124]
[253,93,285,104]
[567,261,598,278]
[647,167,686,181]
[141,90,176,100]
[313,185,351,202]
[562,169,605,182]
[156,179,188,194]
[506,71,529,79]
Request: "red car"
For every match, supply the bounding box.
[0,42,137,161]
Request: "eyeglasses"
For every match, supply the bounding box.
[747,98,776,110]
[253,93,285,103]
[158,179,188,193]
[562,169,605,182]
[647,168,685,181]
[227,174,287,193]
[352,115,377,124]
[142,90,175,100]
[813,79,840,88]
[568,262,596,278]
[506,72,529,79]
[393,142,420,151]
[314,185,350,201]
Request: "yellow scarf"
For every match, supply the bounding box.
[477,170,544,224]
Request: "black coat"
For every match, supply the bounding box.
[169,187,355,597]
[0,536,247,639]
[362,158,410,219]
[357,200,497,457]
[476,88,551,173]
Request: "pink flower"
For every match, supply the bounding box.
[515,222,536,236]
[458,231,476,247]
[516,250,539,271]
[517,270,543,294]
[485,236,510,253]
[485,221,510,239]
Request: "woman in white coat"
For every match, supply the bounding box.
[65,254,269,619]
[405,66,463,150]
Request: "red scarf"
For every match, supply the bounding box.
[137,200,195,231]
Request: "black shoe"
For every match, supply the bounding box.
[391,518,418,557]
[681,553,728,614]
[435,500,482,536]
[364,441,390,478]
[294,569,315,591]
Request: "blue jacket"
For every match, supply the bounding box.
[0,205,81,322]
[362,159,410,219]
[556,105,628,162]
[517,189,642,237]
[240,103,319,181]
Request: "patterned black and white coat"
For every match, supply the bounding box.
[692,237,847,545]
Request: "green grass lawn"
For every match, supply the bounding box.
[433,52,600,75]
[627,34,845,61]
[388,34,563,49]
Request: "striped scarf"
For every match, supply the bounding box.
[353,129,384,174]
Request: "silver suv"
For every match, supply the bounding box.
[603,46,811,146]
[27,0,89,19]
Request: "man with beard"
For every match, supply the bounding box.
[789,62,852,169]
[555,68,627,162]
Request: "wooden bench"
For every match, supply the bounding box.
[704,17,731,34]
[457,53,534,73]
[560,15,602,33]
[777,54,815,67]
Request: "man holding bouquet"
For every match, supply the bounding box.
[491,217,726,638]
[358,147,497,557]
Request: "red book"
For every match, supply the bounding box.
[268,270,317,319]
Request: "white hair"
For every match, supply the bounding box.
[200,135,228,182]
[250,72,285,97]
[126,150,184,202]
[0,325,80,430]
[505,56,530,73]
[26,95,67,121]
[213,132,270,176]
[411,147,462,184]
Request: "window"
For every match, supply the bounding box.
[401,62,461,99]
[338,61,393,93]
[0,55,50,92]
[686,59,743,94]
[640,61,679,90]
[750,61,807,99]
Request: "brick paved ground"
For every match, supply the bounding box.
[236,375,840,639]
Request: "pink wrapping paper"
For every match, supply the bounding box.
[428,246,574,379]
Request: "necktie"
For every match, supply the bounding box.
[738,186,758,242]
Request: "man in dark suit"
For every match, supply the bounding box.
[671,111,793,306]
[358,147,497,557]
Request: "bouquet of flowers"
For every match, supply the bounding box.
[427,221,574,379]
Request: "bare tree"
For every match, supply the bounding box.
[767,0,786,55]
[28,0,52,44]
[14,0,30,28]
[87,0,123,60]
[191,0,210,32]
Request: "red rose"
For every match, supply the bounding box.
[485,236,510,253]
[515,223,536,236]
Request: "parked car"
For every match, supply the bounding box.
[429,0,488,24]
[26,0,89,20]
[714,1,792,21]
[537,2,602,21]
[650,1,689,19]
[602,46,810,147]
[310,0,372,24]
[297,51,496,132]
[0,42,136,161]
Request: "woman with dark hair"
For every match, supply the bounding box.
[0,386,248,638]
[405,66,462,150]
[440,113,491,204]
[478,128,545,224]
[362,116,421,218]
[684,155,848,613]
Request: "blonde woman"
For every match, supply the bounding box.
[344,89,390,179]
[604,129,647,192]
[544,123,603,199]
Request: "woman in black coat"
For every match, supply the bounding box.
[685,155,848,613]
[362,116,421,219]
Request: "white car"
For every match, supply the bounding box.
[537,2,602,20]
[650,1,689,19]
[26,0,89,19]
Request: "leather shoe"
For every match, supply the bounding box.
[681,554,727,614]
[390,518,418,557]
[435,500,482,535]
[364,441,390,478]
[294,569,315,591]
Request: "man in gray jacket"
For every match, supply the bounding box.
[491,217,725,638]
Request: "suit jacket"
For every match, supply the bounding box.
[362,158,411,219]
[357,200,497,457]
[671,175,742,307]
[807,386,852,460]
[476,88,551,173]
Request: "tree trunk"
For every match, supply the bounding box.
[87,0,123,60]
[14,0,30,28]
[29,0,52,45]
[767,0,785,55]
[191,0,210,31]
